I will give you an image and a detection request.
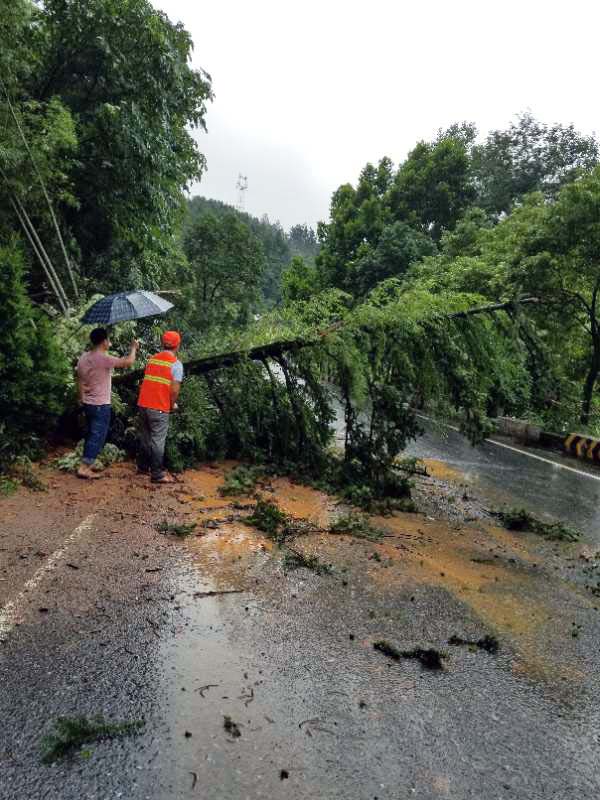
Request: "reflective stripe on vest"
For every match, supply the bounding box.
[148,358,175,368]
[143,374,171,386]
[137,350,177,412]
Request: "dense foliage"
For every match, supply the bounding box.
[0,241,69,465]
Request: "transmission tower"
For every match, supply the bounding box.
[236,174,248,212]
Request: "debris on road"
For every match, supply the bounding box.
[219,465,267,496]
[448,634,500,653]
[490,507,580,542]
[373,640,444,670]
[298,718,335,736]
[223,715,242,739]
[155,519,197,538]
[283,547,332,575]
[41,716,144,763]
[246,498,288,539]
[7,457,48,492]
[54,442,125,474]
[238,687,255,706]
[195,684,219,698]
[329,512,385,541]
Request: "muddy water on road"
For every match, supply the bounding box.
[146,463,600,799]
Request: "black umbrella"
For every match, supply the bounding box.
[82,291,174,325]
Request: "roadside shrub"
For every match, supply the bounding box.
[0,242,69,469]
[55,441,125,472]
[0,476,19,497]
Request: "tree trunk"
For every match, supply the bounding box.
[115,297,541,389]
[581,349,600,426]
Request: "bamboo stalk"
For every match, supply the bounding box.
[13,195,71,314]
[0,78,79,299]
[9,197,69,316]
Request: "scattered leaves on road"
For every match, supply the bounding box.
[373,640,445,670]
[491,507,580,541]
[448,634,499,653]
[223,715,241,738]
[41,716,144,764]
[155,519,197,537]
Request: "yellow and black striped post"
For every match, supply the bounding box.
[564,433,600,463]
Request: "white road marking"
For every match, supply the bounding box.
[416,414,600,483]
[0,513,95,643]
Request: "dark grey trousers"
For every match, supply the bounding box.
[137,407,170,480]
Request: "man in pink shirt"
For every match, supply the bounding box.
[76,328,139,479]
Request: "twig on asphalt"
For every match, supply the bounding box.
[195,684,219,698]
[238,687,254,706]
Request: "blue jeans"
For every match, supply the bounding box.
[82,404,112,464]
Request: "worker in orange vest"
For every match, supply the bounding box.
[137,330,183,483]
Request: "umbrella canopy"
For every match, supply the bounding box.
[82,291,174,325]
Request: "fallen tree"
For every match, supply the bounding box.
[117,296,541,385]
[108,292,548,510]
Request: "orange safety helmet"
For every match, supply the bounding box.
[162,330,181,349]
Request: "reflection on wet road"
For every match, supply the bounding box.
[406,419,600,540]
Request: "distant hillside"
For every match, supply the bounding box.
[185,197,319,307]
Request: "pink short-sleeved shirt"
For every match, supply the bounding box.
[76,351,122,405]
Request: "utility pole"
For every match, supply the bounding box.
[236,174,248,212]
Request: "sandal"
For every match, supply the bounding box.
[77,466,102,480]
[152,474,176,484]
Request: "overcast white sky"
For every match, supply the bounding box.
[154,0,598,230]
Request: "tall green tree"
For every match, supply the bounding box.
[281,256,320,304]
[182,212,266,333]
[317,136,473,293]
[389,136,475,240]
[288,224,319,262]
[508,170,600,424]
[317,158,394,289]
[348,221,436,296]
[24,0,213,292]
[471,113,599,217]
[0,0,79,310]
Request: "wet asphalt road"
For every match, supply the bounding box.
[406,418,600,540]
[1,458,600,799]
